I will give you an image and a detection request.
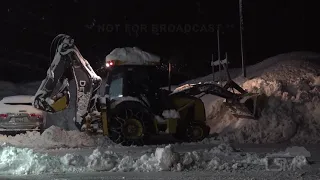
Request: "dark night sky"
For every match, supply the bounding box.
[0,0,312,83]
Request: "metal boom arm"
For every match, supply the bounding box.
[33,34,102,129]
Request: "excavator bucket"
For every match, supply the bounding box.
[205,54,269,120]
[247,93,268,119]
[51,94,70,112]
[225,93,268,119]
[170,81,268,120]
[50,80,71,112]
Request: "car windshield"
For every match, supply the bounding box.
[4,103,32,105]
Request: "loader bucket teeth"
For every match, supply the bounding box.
[241,93,268,119]
[243,96,256,115]
[224,93,267,119]
[254,94,268,118]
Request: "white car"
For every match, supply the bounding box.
[0,95,45,133]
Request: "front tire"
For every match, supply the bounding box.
[174,122,210,142]
[108,101,154,146]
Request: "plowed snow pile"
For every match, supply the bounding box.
[0,126,95,149]
[0,143,310,175]
[204,54,320,144]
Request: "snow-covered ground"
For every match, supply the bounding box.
[0,126,95,149]
[0,140,316,177]
[0,51,320,179]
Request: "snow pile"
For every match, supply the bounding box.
[0,143,310,175]
[71,143,264,172]
[0,146,62,175]
[87,145,180,172]
[0,126,95,149]
[268,146,311,158]
[262,146,311,171]
[0,146,89,175]
[183,51,320,85]
[200,54,320,144]
[284,146,312,157]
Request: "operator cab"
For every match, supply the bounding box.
[105,65,170,113]
[104,47,169,113]
[105,65,159,100]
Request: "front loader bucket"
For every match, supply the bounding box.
[224,93,268,119]
[242,93,268,119]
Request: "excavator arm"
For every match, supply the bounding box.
[170,81,265,119]
[33,34,102,129]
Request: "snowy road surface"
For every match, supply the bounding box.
[3,170,320,180]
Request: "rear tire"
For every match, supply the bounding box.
[38,129,44,134]
[108,101,154,146]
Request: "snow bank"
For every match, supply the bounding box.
[183,51,320,85]
[0,126,95,149]
[0,143,309,175]
[196,52,320,144]
[86,145,180,172]
[0,146,62,175]
[268,146,311,158]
